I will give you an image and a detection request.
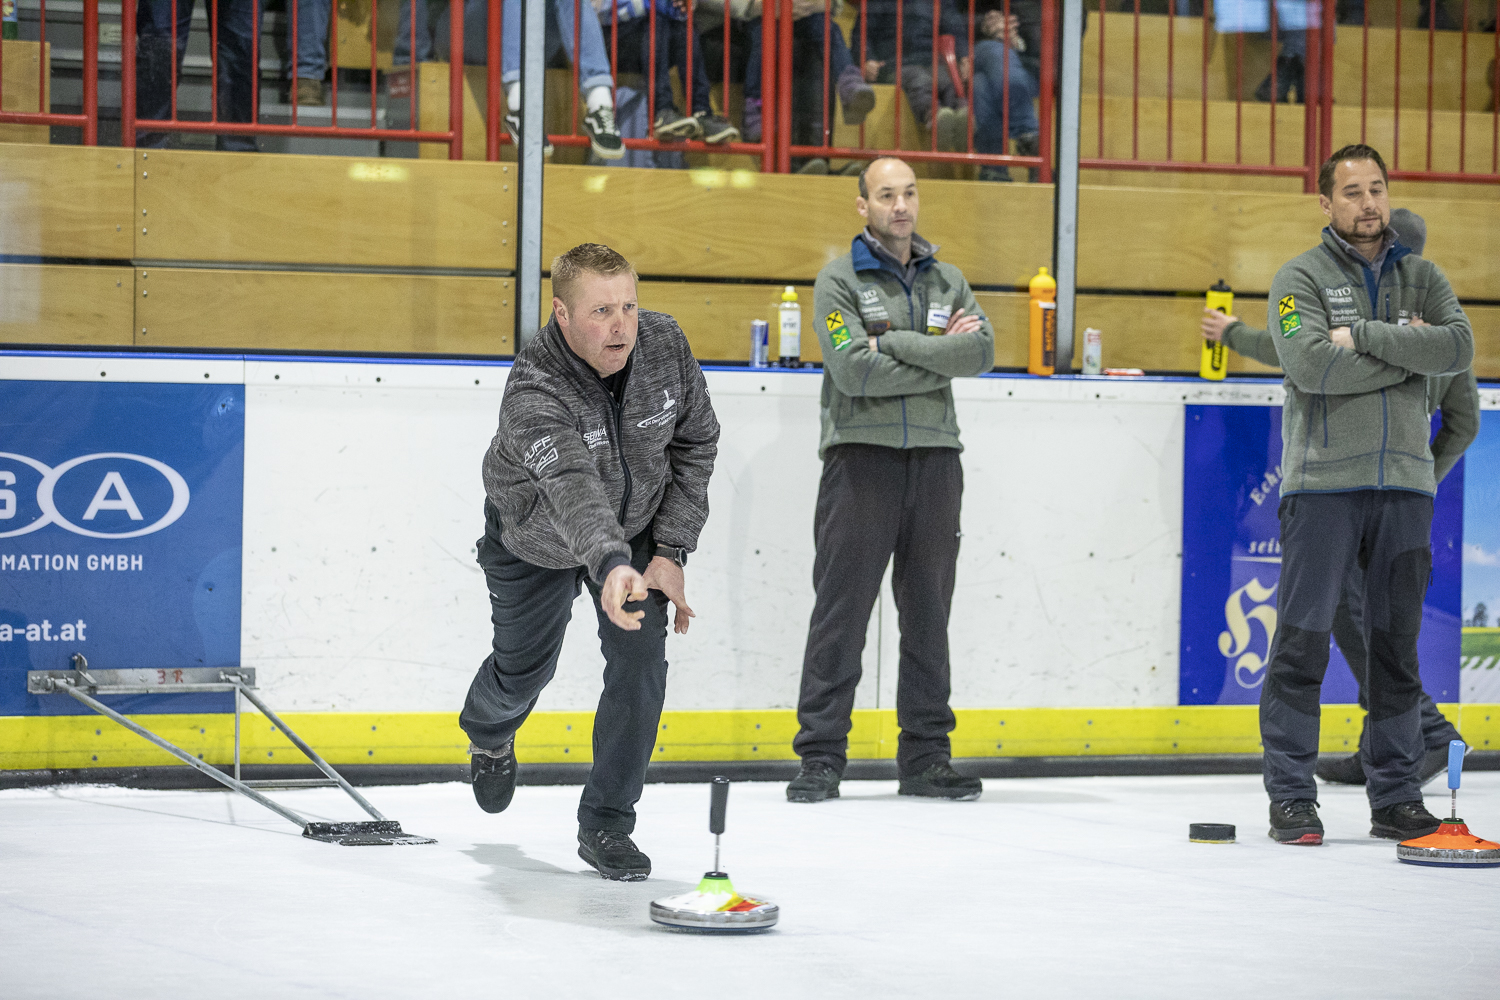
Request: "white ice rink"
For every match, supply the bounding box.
[3,773,1498,999]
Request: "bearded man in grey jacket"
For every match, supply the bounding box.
[461,243,720,881]
[1260,145,1473,847]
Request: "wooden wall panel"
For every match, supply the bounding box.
[0,264,133,346]
[134,268,514,354]
[0,145,134,258]
[0,40,49,146]
[541,164,1054,286]
[134,149,517,269]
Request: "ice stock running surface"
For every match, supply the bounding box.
[2,774,1498,999]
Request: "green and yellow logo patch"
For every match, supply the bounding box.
[1279,311,1302,338]
[1278,295,1297,317]
[825,310,845,332]
[830,325,852,350]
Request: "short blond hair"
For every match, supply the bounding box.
[551,243,638,310]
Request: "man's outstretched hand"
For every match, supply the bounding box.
[643,556,696,634]
[601,564,648,631]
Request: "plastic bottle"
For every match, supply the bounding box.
[1200,279,1233,381]
[2,0,18,40]
[778,286,801,368]
[1082,327,1102,375]
[750,320,769,368]
[1028,267,1057,376]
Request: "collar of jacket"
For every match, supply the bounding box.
[534,316,635,391]
[1319,226,1412,313]
[850,232,939,279]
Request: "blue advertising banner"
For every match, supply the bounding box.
[1180,404,1463,706]
[0,382,244,716]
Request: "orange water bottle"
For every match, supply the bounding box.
[1028,267,1057,376]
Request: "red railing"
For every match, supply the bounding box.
[0,0,99,143]
[1078,0,1499,190]
[780,0,1056,180]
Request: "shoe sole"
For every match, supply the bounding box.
[701,127,740,144]
[586,131,625,161]
[577,846,650,881]
[1370,823,1440,841]
[654,121,701,141]
[841,88,876,127]
[898,786,982,801]
[1268,828,1323,845]
[786,785,839,803]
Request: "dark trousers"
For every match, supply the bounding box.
[460,501,670,834]
[1261,491,1433,809]
[793,444,963,775]
[644,16,714,117]
[136,0,260,151]
[1331,559,1461,755]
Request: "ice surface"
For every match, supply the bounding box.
[3,774,1497,999]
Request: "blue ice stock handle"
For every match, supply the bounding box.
[1448,739,1466,790]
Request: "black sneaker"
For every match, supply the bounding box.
[653,109,700,141]
[503,112,553,156]
[1315,753,1366,785]
[898,760,982,800]
[1268,799,1323,845]
[470,739,516,814]
[694,111,740,144]
[1370,800,1442,840]
[577,828,652,880]
[582,105,624,160]
[786,759,842,803]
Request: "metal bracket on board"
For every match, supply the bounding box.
[28,654,436,847]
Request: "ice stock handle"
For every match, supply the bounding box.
[1448,740,1466,790]
[709,776,729,834]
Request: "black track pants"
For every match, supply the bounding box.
[460,501,669,833]
[1261,490,1433,809]
[792,444,963,776]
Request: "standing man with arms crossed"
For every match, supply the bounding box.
[787,156,996,804]
[1200,209,1477,788]
[463,244,719,879]
[1261,145,1473,846]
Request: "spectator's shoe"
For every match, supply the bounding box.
[935,105,968,151]
[577,828,652,880]
[1371,800,1442,840]
[978,164,1013,182]
[1315,753,1366,785]
[295,78,325,106]
[898,760,983,800]
[503,112,554,156]
[694,111,740,144]
[1254,55,1304,104]
[795,157,830,175]
[786,759,842,802]
[1268,798,1323,845]
[470,739,517,814]
[582,105,625,160]
[653,109,701,141]
[1014,131,1041,181]
[837,64,876,126]
[742,98,763,143]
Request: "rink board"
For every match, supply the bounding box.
[2,353,1498,767]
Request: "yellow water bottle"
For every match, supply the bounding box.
[1200,279,1232,381]
[1028,267,1057,376]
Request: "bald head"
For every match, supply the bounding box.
[857,158,919,252]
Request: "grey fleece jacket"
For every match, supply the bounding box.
[811,234,995,458]
[481,310,720,583]
[1223,319,1479,484]
[1267,227,1474,496]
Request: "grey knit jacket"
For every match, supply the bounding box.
[1267,228,1474,496]
[481,310,720,582]
[1223,319,1479,485]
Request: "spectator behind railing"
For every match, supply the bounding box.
[135,0,259,150]
[393,0,625,158]
[736,0,874,147]
[604,0,740,143]
[971,2,1040,180]
[1214,0,1315,103]
[855,0,971,152]
[292,0,332,105]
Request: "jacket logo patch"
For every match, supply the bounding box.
[525,436,560,473]
[830,326,852,350]
[1279,312,1302,338]
[1278,295,1297,316]
[636,389,677,429]
[583,427,609,450]
[859,287,880,305]
[825,310,845,332]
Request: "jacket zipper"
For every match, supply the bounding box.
[610,390,632,525]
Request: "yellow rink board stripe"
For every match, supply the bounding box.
[2,705,1495,771]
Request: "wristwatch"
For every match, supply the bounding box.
[654,544,688,567]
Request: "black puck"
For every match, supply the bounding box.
[1189,823,1236,843]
